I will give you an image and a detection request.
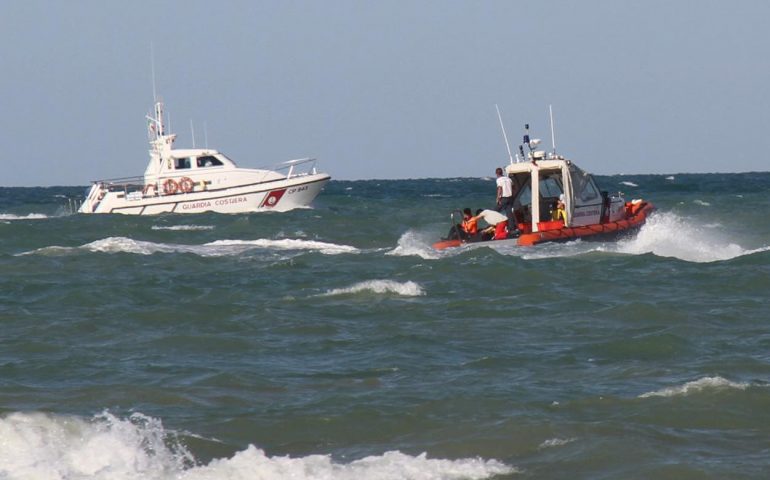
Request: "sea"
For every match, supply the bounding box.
[1,173,770,479]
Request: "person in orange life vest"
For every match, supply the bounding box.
[460,208,478,235]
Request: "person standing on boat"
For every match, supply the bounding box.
[495,167,515,233]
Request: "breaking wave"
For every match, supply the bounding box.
[638,376,749,398]
[619,181,638,187]
[320,280,425,297]
[0,411,514,480]
[19,237,359,257]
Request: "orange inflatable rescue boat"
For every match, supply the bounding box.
[433,125,654,250]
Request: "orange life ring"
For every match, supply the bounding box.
[179,177,194,193]
[163,178,178,195]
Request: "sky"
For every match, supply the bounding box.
[2,0,769,186]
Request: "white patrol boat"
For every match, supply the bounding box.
[79,100,330,215]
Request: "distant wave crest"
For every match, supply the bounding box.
[321,280,425,297]
[19,236,359,257]
[638,376,749,398]
[151,225,215,231]
[0,411,514,480]
[0,213,49,220]
[539,437,576,449]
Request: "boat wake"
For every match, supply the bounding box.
[611,212,769,263]
[0,411,515,480]
[319,280,425,297]
[19,236,359,257]
[638,376,750,398]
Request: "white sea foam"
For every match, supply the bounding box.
[388,230,442,259]
[151,225,215,231]
[0,213,49,220]
[611,212,760,263]
[538,437,576,449]
[208,238,358,255]
[693,199,711,206]
[665,176,675,181]
[20,237,359,257]
[321,280,425,297]
[0,411,515,480]
[620,181,638,187]
[639,376,749,398]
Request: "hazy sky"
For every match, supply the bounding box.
[2,0,769,186]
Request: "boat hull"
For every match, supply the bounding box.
[433,201,654,250]
[80,174,330,215]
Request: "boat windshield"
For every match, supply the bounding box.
[196,156,223,168]
[513,173,563,207]
[569,164,601,205]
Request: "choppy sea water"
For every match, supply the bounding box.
[1,173,770,479]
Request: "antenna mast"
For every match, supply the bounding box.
[549,104,557,155]
[495,104,515,164]
[151,43,157,103]
[190,120,196,148]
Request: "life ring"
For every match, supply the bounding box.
[179,177,194,193]
[163,178,178,195]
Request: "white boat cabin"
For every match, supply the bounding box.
[505,152,627,233]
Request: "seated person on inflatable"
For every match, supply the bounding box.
[447,208,513,241]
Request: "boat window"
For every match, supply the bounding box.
[539,175,562,197]
[577,176,600,202]
[175,157,191,169]
[515,184,532,206]
[197,156,223,168]
[570,166,601,204]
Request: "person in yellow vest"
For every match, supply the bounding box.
[552,198,566,223]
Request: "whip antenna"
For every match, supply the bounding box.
[495,104,515,164]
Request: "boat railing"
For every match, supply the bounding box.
[262,157,319,179]
[89,175,147,192]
